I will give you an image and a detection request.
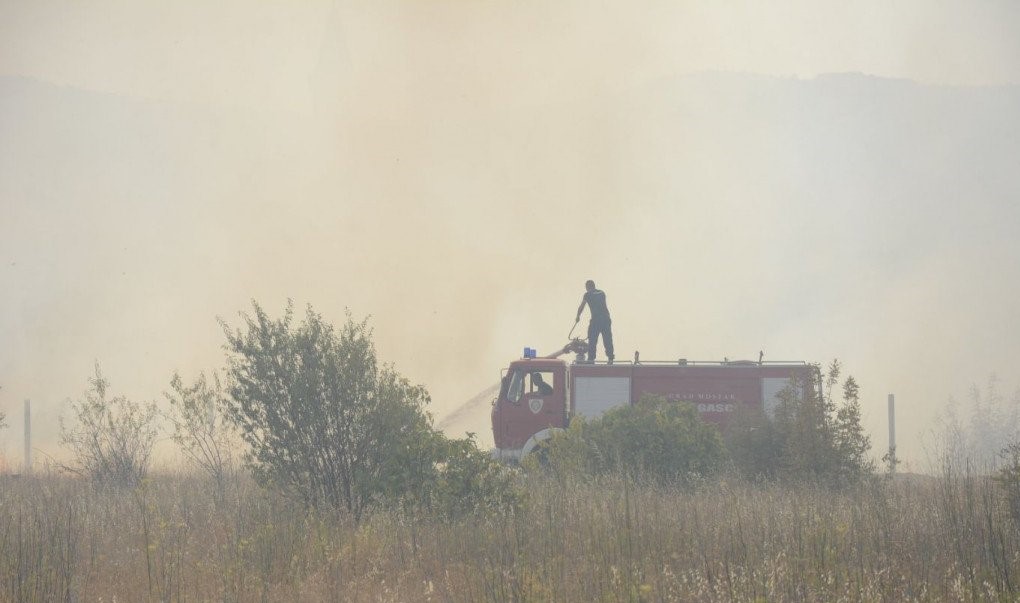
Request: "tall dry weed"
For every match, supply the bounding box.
[1,467,1019,601]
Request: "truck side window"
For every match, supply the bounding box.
[527,371,555,396]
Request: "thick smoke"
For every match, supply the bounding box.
[2,1,1020,465]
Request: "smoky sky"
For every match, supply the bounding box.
[2,1,1020,468]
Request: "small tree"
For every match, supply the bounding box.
[832,374,873,481]
[931,395,968,470]
[996,440,1020,528]
[220,301,508,518]
[164,371,236,488]
[931,375,1020,469]
[772,363,838,480]
[966,375,1020,464]
[60,364,160,486]
[728,360,872,485]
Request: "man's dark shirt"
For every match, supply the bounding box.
[583,289,611,322]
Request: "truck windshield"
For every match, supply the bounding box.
[506,370,524,404]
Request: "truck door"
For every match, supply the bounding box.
[522,369,560,421]
[496,364,566,450]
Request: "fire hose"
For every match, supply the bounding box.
[543,326,588,359]
[553,318,588,358]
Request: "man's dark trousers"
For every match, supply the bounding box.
[587,319,614,362]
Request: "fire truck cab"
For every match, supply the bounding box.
[491,354,820,462]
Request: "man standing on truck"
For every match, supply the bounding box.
[576,279,614,364]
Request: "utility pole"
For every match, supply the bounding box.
[887,393,896,474]
[24,399,31,474]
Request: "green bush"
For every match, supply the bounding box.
[428,435,522,519]
[536,394,726,483]
[724,405,782,480]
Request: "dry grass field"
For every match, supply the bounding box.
[2,468,1018,602]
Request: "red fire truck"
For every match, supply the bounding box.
[491,349,820,462]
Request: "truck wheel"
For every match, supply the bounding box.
[529,441,552,466]
[520,428,563,467]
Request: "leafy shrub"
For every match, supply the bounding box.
[220,301,518,519]
[428,435,522,518]
[60,364,160,486]
[536,394,726,483]
[724,405,782,480]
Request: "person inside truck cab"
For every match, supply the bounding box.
[531,372,553,395]
[576,279,614,364]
